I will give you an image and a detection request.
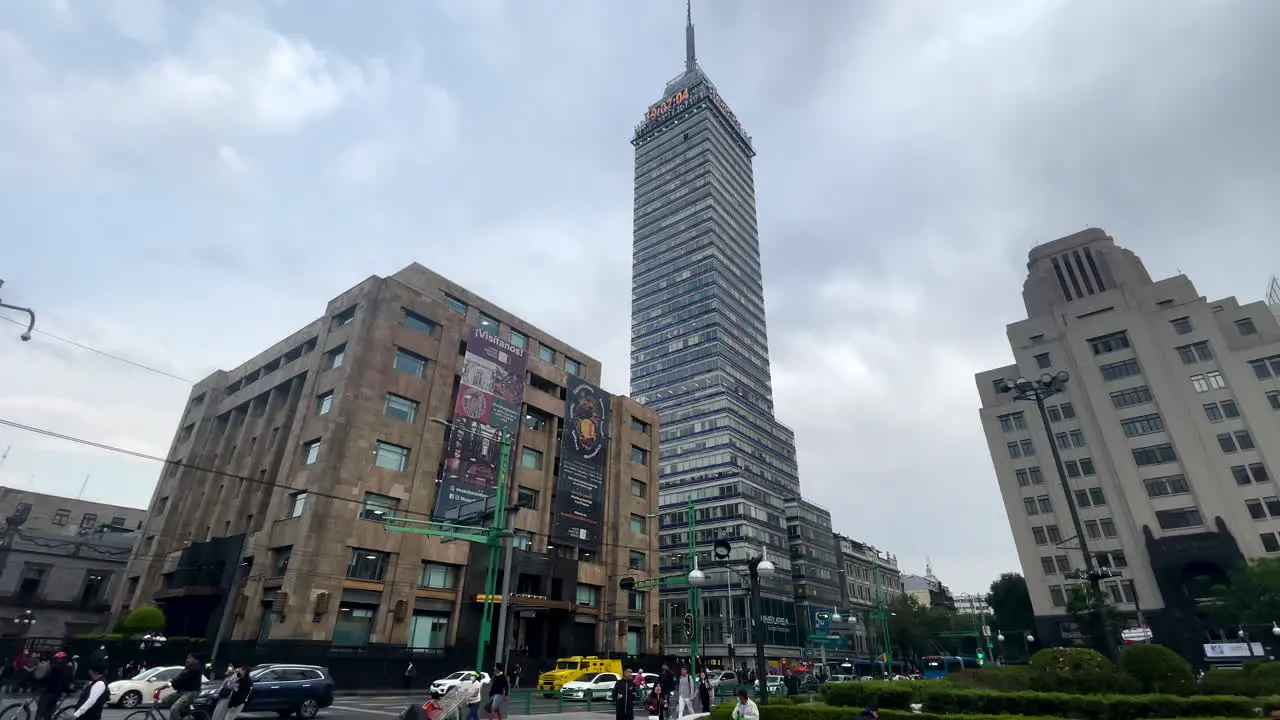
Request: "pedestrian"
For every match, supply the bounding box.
[729,689,758,720]
[224,667,252,720]
[611,669,639,720]
[696,670,710,713]
[675,667,695,719]
[464,672,483,720]
[657,664,676,720]
[783,669,799,697]
[403,662,416,691]
[510,665,521,689]
[69,665,109,720]
[211,665,245,720]
[486,663,508,720]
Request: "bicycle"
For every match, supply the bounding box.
[0,693,80,720]
[122,690,210,720]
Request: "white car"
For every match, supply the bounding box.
[559,672,621,702]
[108,666,209,708]
[430,671,491,696]
[707,671,738,689]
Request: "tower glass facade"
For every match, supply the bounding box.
[630,8,802,657]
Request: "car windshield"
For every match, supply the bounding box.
[132,667,166,681]
[574,673,597,682]
[446,672,469,681]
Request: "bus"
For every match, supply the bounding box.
[920,655,982,680]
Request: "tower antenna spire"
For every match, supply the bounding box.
[685,0,696,72]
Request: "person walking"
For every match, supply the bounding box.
[610,669,639,720]
[464,673,483,720]
[783,669,799,698]
[211,665,244,720]
[675,667,695,719]
[403,663,417,691]
[657,664,676,720]
[486,663,508,720]
[510,665,521,690]
[696,670,710,713]
[69,665,109,720]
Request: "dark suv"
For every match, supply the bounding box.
[194,665,335,719]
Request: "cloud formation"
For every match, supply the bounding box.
[0,0,1277,592]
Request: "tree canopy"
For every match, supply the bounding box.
[1209,557,1280,628]
[986,573,1035,634]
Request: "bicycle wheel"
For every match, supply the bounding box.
[52,704,77,720]
[0,701,32,720]
[124,709,160,720]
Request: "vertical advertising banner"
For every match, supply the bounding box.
[551,380,611,553]
[431,327,528,521]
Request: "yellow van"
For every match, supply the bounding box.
[537,656,623,696]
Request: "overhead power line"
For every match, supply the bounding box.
[0,314,195,384]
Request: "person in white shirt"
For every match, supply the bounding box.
[730,689,758,720]
[464,672,484,720]
[72,665,109,720]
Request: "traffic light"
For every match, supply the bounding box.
[683,613,695,640]
[976,651,985,667]
[816,612,831,622]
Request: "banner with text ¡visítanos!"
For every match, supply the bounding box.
[431,327,528,522]
[551,379,611,553]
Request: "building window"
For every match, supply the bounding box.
[1049,586,1066,607]
[1035,353,1052,370]
[288,492,308,518]
[1263,534,1280,553]
[317,392,334,416]
[1249,355,1280,380]
[110,516,126,527]
[576,585,599,607]
[420,562,458,590]
[631,417,651,435]
[1132,443,1177,467]
[373,441,411,471]
[326,344,346,369]
[1100,359,1141,381]
[1055,433,1069,450]
[443,294,468,315]
[1144,474,1190,497]
[998,412,1027,432]
[509,330,528,349]
[1219,433,1240,453]
[1191,371,1226,393]
[1069,429,1086,447]
[477,312,501,336]
[1268,392,1280,411]
[1023,498,1038,516]
[52,509,69,526]
[631,446,649,464]
[564,358,582,377]
[303,439,321,465]
[1032,527,1048,544]
[1171,317,1193,335]
[360,492,400,521]
[1078,458,1096,475]
[1028,467,1044,484]
[1088,331,1131,355]
[347,548,389,582]
[270,546,292,576]
[628,591,645,612]
[384,394,419,423]
[399,310,438,336]
[1046,525,1062,543]
[1232,465,1253,485]
[1236,318,1258,336]
[520,447,543,470]
[1099,518,1117,537]
[1008,442,1022,459]
[1175,341,1214,364]
[1155,507,1204,530]
[631,479,647,498]
[1059,403,1076,419]
[629,551,647,571]
[1074,489,1091,508]
[332,305,356,328]
[1036,495,1052,513]
[1084,520,1100,539]
[1015,469,1030,487]
[1246,499,1267,520]
[1235,430,1256,450]
[79,513,97,529]
[1055,555,1071,572]
[517,486,539,509]
[629,514,647,534]
[1249,463,1271,484]
[524,409,550,432]
[538,344,555,363]
[1204,403,1224,422]
[393,348,428,378]
[1120,414,1164,438]
[1110,386,1153,409]
[1040,557,1056,575]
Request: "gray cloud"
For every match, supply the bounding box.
[0,0,1276,591]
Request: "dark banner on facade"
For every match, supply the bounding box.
[432,327,528,521]
[550,380,611,552]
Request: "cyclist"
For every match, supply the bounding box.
[168,655,204,720]
[69,664,108,720]
[35,652,74,720]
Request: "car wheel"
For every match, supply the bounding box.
[120,691,143,708]
[298,697,320,719]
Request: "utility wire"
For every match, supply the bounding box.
[0,314,195,384]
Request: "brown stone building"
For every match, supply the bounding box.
[111,264,661,660]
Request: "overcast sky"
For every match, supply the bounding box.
[0,0,1277,594]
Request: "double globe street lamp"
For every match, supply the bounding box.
[996,632,1035,663]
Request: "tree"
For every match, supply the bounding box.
[121,605,166,633]
[986,573,1035,635]
[1065,584,1120,649]
[1118,643,1194,694]
[1208,558,1280,629]
[884,594,950,660]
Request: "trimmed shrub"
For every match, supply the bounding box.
[948,667,1034,692]
[1026,647,1133,693]
[121,605,166,633]
[712,703,1280,720]
[823,680,1280,720]
[1118,643,1195,694]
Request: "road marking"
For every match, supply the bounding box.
[330,704,403,716]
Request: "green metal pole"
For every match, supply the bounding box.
[475,430,512,672]
[687,498,698,676]
[872,562,892,676]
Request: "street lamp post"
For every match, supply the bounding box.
[708,540,775,701]
[380,418,513,673]
[140,633,167,651]
[0,280,37,342]
[996,372,1117,662]
[14,610,35,636]
[995,632,1036,662]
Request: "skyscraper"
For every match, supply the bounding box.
[630,3,803,660]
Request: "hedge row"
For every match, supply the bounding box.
[708,704,1268,720]
[822,682,1280,720]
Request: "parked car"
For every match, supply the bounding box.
[430,671,491,696]
[109,666,209,708]
[707,671,738,690]
[194,664,334,719]
[559,672,621,702]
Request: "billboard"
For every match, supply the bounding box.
[550,380,611,552]
[431,327,528,521]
